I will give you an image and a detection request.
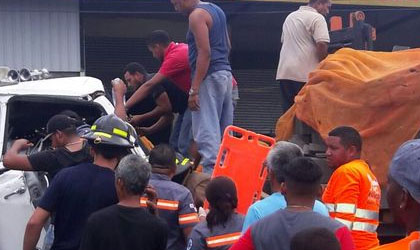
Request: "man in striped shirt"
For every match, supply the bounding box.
[143,144,199,250]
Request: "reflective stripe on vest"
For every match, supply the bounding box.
[179,213,199,225]
[325,203,379,220]
[335,218,378,233]
[140,197,179,211]
[206,232,241,248]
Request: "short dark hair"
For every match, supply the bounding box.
[90,143,130,160]
[123,62,147,76]
[328,126,362,152]
[147,30,171,47]
[291,227,340,250]
[309,0,330,4]
[283,157,322,196]
[149,144,176,169]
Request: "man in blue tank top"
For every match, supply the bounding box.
[171,0,233,174]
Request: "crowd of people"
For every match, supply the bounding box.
[2,0,420,249]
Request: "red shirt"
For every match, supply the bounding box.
[158,42,191,93]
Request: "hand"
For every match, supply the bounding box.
[129,115,145,126]
[198,207,208,222]
[111,78,127,96]
[135,127,150,136]
[13,139,33,151]
[144,185,158,216]
[188,94,200,111]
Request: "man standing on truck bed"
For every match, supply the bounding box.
[171,0,233,174]
[276,0,331,111]
[322,126,381,250]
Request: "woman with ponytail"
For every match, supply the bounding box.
[186,176,244,250]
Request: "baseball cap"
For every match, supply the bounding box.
[389,139,420,203]
[46,114,77,134]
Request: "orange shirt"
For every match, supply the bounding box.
[370,231,420,250]
[323,159,381,250]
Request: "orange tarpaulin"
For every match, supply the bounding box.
[275,48,420,185]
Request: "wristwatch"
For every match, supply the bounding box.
[189,88,199,96]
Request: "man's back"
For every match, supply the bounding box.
[38,163,118,250]
[147,173,199,250]
[322,159,381,250]
[80,205,169,250]
[250,210,353,250]
[276,6,329,82]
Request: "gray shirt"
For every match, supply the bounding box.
[148,173,198,250]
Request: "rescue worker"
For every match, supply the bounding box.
[3,114,91,180]
[187,176,244,250]
[113,62,174,145]
[371,139,420,250]
[322,126,381,250]
[22,114,134,250]
[79,155,169,250]
[143,144,199,250]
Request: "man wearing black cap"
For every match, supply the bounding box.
[3,114,91,179]
[22,114,135,250]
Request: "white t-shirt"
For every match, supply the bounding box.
[276,6,330,83]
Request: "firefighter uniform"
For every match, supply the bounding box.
[187,213,244,250]
[141,173,199,250]
[322,159,381,250]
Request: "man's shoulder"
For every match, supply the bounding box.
[250,193,286,212]
[88,204,118,222]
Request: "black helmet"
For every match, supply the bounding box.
[82,114,134,148]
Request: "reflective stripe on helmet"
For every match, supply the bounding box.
[91,125,97,131]
[113,128,128,138]
[93,132,112,138]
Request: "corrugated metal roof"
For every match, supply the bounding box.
[0,0,81,72]
[233,69,284,136]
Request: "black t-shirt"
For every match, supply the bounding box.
[39,163,118,250]
[126,74,171,145]
[79,205,169,250]
[159,78,188,114]
[28,142,92,179]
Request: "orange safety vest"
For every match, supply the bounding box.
[322,159,381,250]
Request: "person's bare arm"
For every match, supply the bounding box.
[137,114,174,136]
[316,42,329,62]
[130,92,172,127]
[3,139,33,171]
[188,9,212,111]
[125,73,167,110]
[112,79,129,121]
[23,207,50,250]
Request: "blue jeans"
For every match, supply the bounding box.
[192,70,233,174]
[169,109,193,157]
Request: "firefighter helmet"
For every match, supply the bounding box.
[83,114,134,148]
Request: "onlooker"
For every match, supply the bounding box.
[187,176,244,250]
[322,126,381,250]
[242,141,328,232]
[276,0,331,111]
[171,0,233,174]
[113,62,174,145]
[370,140,420,250]
[146,144,199,250]
[3,114,91,180]
[230,157,354,250]
[125,30,191,157]
[22,114,134,250]
[290,227,341,250]
[79,155,169,250]
[59,110,91,137]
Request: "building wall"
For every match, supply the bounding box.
[0,0,80,72]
